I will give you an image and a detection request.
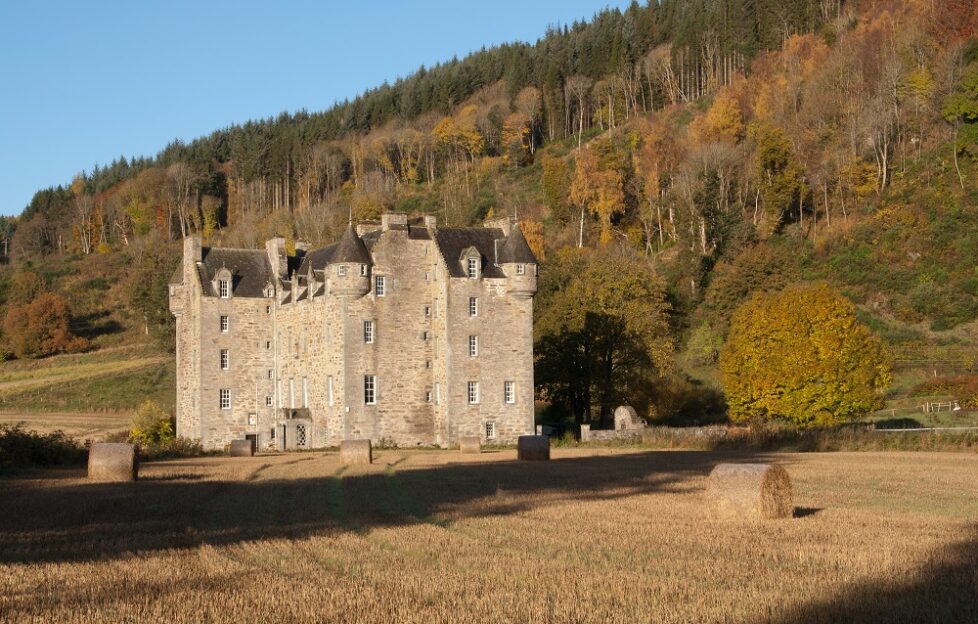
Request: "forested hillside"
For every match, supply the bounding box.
[3,0,978,426]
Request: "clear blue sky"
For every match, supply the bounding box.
[0,0,633,216]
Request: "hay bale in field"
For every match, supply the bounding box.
[88,443,139,482]
[705,463,793,520]
[229,439,254,457]
[614,405,644,430]
[340,439,372,465]
[517,435,550,461]
[459,436,481,454]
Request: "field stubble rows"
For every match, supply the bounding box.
[0,448,976,623]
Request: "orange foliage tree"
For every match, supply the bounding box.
[2,293,89,359]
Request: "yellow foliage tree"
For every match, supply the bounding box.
[519,217,546,261]
[691,88,745,144]
[720,283,891,427]
[569,146,624,245]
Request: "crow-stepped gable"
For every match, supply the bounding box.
[168,214,538,451]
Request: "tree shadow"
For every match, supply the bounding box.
[71,310,123,340]
[0,450,761,566]
[769,526,978,623]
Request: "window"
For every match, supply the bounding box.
[219,389,231,410]
[265,305,271,314]
[337,265,347,277]
[267,369,273,380]
[219,279,230,298]
[424,272,430,282]
[467,381,479,404]
[364,375,377,405]
[296,424,307,447]
[289,378,295,409]
[424,306,431,317]
[485,421,496,440]
[265,396,273,407]
[220,315,229,332]
[504,381,516,404]
[422,330,430,341]
[220,349,229,370]
[375,276,386,296]
[425,360,432,369]
[265,340,272,350]
[247,413,257,426]
[467,257,479,279]
[426,390,432,403]
[468,335,478,357]
[270,427,276,441]
[327,376,334,406]
[516,263,525,275]
[302,377,309,408]
[364,320,375,344]
[468,297,478,317]
[360,264,368,276]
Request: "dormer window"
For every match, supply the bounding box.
[338,265,347,277]
[516,264,525,275]
[265,286,275,298]
[467,257,479,279]
[219,279,230,298]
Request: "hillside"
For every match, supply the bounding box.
[3,0,978,428]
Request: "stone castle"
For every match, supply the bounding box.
[168,213,538,451]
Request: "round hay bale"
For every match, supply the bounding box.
[229,439,255,457]
[340,439,372,465]
[705,463,793,520]
[88,443,139,482]
[614,405,642,430]
[459,436,481,454]
[517,435,550,461]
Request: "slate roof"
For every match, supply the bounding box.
[433,228,507,278]
[197,248,273,298]
[298,225,372,274]
[496,225,538,265]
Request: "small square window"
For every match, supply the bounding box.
[424,306,431,317]
[265,341,272,350]
[338,265,347,277]
[422,331,430,341]
[360,264,368,276]
[266,305,271,314]
[248,413,257,426]
[375,276,386,296]
[265,396,273,407]
[219,389,231,410]
[485,421,496,439]
[516,264,525,275]
[267,369,273,380]
[425,390,432,403]
[220,315,229,333]
[425,360,432,369]
[467,381,479,405]
[468,297,478,317]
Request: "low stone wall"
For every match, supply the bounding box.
[580,424,643,443]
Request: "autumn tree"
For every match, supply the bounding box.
[2,293,89,359]
[127,239,180,350]
[942,61,978,189]
[570,141,626,246]
[536,248,673,426]
[751,123,805,236]
[720,282,890,427]
[5,270,46,306]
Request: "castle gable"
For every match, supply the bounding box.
[198,248,273,298]
[433,228,507,278]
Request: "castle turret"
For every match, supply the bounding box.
[496,225,537,298]
[328,225,372,298]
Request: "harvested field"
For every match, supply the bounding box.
[0,449,976,623]
[0,411,130,441]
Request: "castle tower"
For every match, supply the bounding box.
[328,225,372,299]
[495,224,538,298]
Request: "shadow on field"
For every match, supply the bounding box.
[0,450,757,565]
[771,526,978,624]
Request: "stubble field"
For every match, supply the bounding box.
[0,448,976,623]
